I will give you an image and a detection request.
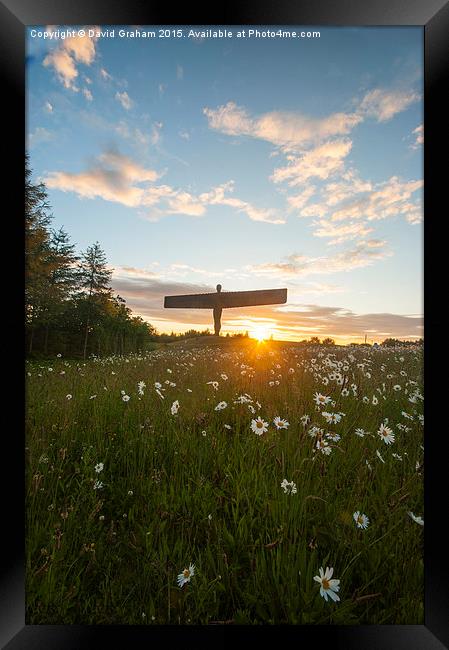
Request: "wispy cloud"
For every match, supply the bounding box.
[28,127,53,148]
[115,91,133,110]
[410,124,423,149]
[43,28,98,90]
[44,151,284,223]
[247,240,392,277]
[271,139,353,186]
[358,88,421,122]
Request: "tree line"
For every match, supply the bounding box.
[26,154,157,359]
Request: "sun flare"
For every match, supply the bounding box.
[250,326,271,342]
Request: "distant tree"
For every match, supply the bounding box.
[309,336,321,345]
[321,337,335,346]
[77,242,113,359]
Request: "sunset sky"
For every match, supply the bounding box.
[26,26,423,343]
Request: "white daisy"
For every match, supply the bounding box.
[313,566,340,603]
[250,417,269,435]
[353,511,370,529]
[407,511,424,526]
[177,563,195,587]
[273,416,290,430]
[378,423,395,445]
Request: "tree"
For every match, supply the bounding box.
[309,336,321,345]
[322,337,335,346]
[77,242,113,359]
[25,153,53,352]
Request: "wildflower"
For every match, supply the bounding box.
[407,512,424,526]
[300,414,310,426]
[177,563,195,587]
[316,439,332,455]
[220,374,228,380]
[215,401,228,411]
[137,381,146,395]
[354,428,366,437]
[378,423,395,445]
[171,400,180,415]
[90,395,97,400]
[122,394,130,402]
[313,566,340,603]
[280,479,297,494]
[313,393,332,407]
[393,385,401,391]
[353,511,370,529]
[273,416,290,430]
[93,480,104,490]
[251,417,269,435]
[372,396,378,405]
[207,381,219,390]
[94,463,104,473]
[66,394,72,400]
[326,431,341,442]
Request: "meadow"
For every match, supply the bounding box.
[25,338,424,625]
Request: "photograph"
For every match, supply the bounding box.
[23,23,428,627]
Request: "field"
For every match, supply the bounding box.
[25,338,424,625]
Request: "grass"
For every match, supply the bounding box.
[25,339,424,624]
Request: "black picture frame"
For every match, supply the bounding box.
[2,0,447,647]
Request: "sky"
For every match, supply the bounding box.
[26,25,424,343]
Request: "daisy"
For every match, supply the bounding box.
[353,511,370,529]
[137,381,146,395]
[313,393,332,407]
[171,400,180,415]
[273,416,290,430]
[215,401,228,411]
[316,439,332,455]
[378,423,395,445]
[354,428,366,437]
[177,563,195,587]
[94,463,104,473]
[122,394,130,402]
[251,417,269,435]
[66,394,72,400]
[280,479,297,494]
[407,512,424,526]
[300,414,310,426]
[313,566,340,603]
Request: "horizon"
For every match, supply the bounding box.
[26,26,423,344]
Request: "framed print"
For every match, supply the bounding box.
[1,0,448,647]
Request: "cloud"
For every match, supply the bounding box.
[247,239,392,277]
[44,151,282,223]
[28,127,53,148]
[270,139,353,186]
[115,91,133,110]
[45,150,161,207]
[43,28,98,90]
[410,124,424,149]
[176,65,184,80]
[198,181,285,224]
[358,88,421,122]
[330,176,423,222]
[83,88,93,101]
[312,220,374,245]
[100,67,112,81]
[287,186,316,211]
[44,101,53,113]
[203,101,361,150]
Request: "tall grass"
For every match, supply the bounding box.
[25,341,424,624]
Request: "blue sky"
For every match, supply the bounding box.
[26,26,423,342]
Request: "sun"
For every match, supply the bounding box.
[250,326,271,342]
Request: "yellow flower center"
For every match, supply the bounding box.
[357,516,363,524]
[183,569,190,578]
[322,578,330,590]
[256,421,263,428]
